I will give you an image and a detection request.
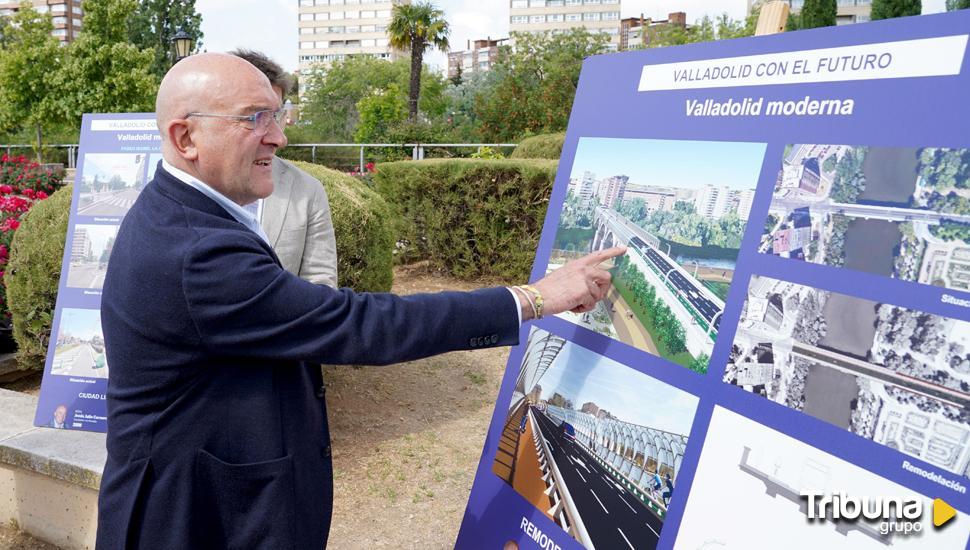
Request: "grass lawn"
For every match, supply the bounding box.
[611,273,696,370]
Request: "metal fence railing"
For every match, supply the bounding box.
[1,143,520,174]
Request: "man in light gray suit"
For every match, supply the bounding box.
[232,49,338,287]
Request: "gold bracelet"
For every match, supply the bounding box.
[521,284,544,319]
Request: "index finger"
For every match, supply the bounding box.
[583,246,627,266]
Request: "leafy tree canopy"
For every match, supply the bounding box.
[128,0,204,79]
[800,0,837,28]
[475,28,609,142]
[387,1,448,121]
[301,56,448,143]
[871,0,922,19]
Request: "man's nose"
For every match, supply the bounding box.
[263,117,288,149]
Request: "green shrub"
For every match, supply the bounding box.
[374,159,557,282]
[5,163,394,371]
[510,133,566,160]
[291,161,394,292]
[6,185,71,370]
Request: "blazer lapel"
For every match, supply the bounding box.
[263,157,293,247]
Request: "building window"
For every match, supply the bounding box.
[72,4,82,14]
[565,0,582,5]
[547,13,563,22]
[584,0,601,4]
[361,39,375,47]
[330,11,343,19]
[51,4,67,13]
[300,13,313,21]
[360,24,376,32]
[315,12,329,20]
[511,15,528,24]
[360,10,375,18]
[73,17,82,26]
[345,10,359,19]
[346,0,360,4]
[602,11,618,20]
[53,16,68,25]
[330,26,345,33]
[52,28,67,36]
[566,12,581,21]
[529,0,545,6]
[316,41,329,48]
[376,9,390,17]
[300,0,314,6]
[530,15,544,23]
[548,0,563,5]
[346,25,359,33]
[376,38,389,46]
[511,0,528,7]
[331,0,344,4]
[583,12,600,21]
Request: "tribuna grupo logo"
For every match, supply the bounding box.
[800,491,956,536]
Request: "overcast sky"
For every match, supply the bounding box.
[196,0,950,74]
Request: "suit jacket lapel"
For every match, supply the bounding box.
[263,157,293,247]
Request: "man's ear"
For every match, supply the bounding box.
[167,119,199,161]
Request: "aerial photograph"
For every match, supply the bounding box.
[66,224,119,290]
[547,137,766,373]
[77,153,149,217]
[50,308,108,379]
[674,406,970,550]
[725,275,970,477]
[492,328,699,550]
[762,144,970,291]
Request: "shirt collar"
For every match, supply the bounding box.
[161,159,269,245]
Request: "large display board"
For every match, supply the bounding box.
[34,113,159,432]
[457,12,970,549]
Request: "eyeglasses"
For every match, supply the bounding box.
[185,108,286,136]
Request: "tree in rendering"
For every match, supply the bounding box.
[947,0,970,9]
[870,0,922,20]
[387,1,449,122]
[800,0,837,28]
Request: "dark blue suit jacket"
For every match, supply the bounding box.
[96,167,519,549]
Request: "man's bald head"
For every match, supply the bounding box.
[152,52,286,205]
[156,53,274,150]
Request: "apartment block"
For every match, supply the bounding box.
[619,12,686,51]
[447,38,505,80]
[298,0,404,75]
[0,0,83,43]
[509,0,622,51]
[749,0,872,25]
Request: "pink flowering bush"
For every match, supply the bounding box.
[0,154,62,331]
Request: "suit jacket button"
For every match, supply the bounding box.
[322,445,332,458]
[490,334,499,344]
[316,386,326,399]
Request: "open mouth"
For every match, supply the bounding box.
[254,159,272,167]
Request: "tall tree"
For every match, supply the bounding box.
[0,3,64,160]
[128,0,203,79]
[871,0,922,19]
[800,0,837,28]
[52,0,158,123]
[475,29,609,141]
[948,0,970,9]
[387,1,449,121]
[301,57,447,142]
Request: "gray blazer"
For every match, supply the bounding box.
[261,157,338,287]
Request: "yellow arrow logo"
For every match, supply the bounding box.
[934,498,956,528]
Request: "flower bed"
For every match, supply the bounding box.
[0,155,62,332]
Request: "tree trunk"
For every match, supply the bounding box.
[35,123,43,163]
[409,39,423,121]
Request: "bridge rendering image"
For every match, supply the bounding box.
[725,275,970,478]
[763,145,970,292]
[548,137,765,373]
[492,329,698,549]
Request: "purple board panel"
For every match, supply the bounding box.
[34,114,160,433]
[457,12,970,550]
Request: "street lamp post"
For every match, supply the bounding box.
[171,28,194,65]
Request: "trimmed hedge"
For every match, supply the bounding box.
[6,185,72,370]
[510,133,566,160]
[374,159,557,282]
[291,161,394,292]
[6,163,393,371]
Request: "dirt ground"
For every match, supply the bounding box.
[0,263,512,549]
